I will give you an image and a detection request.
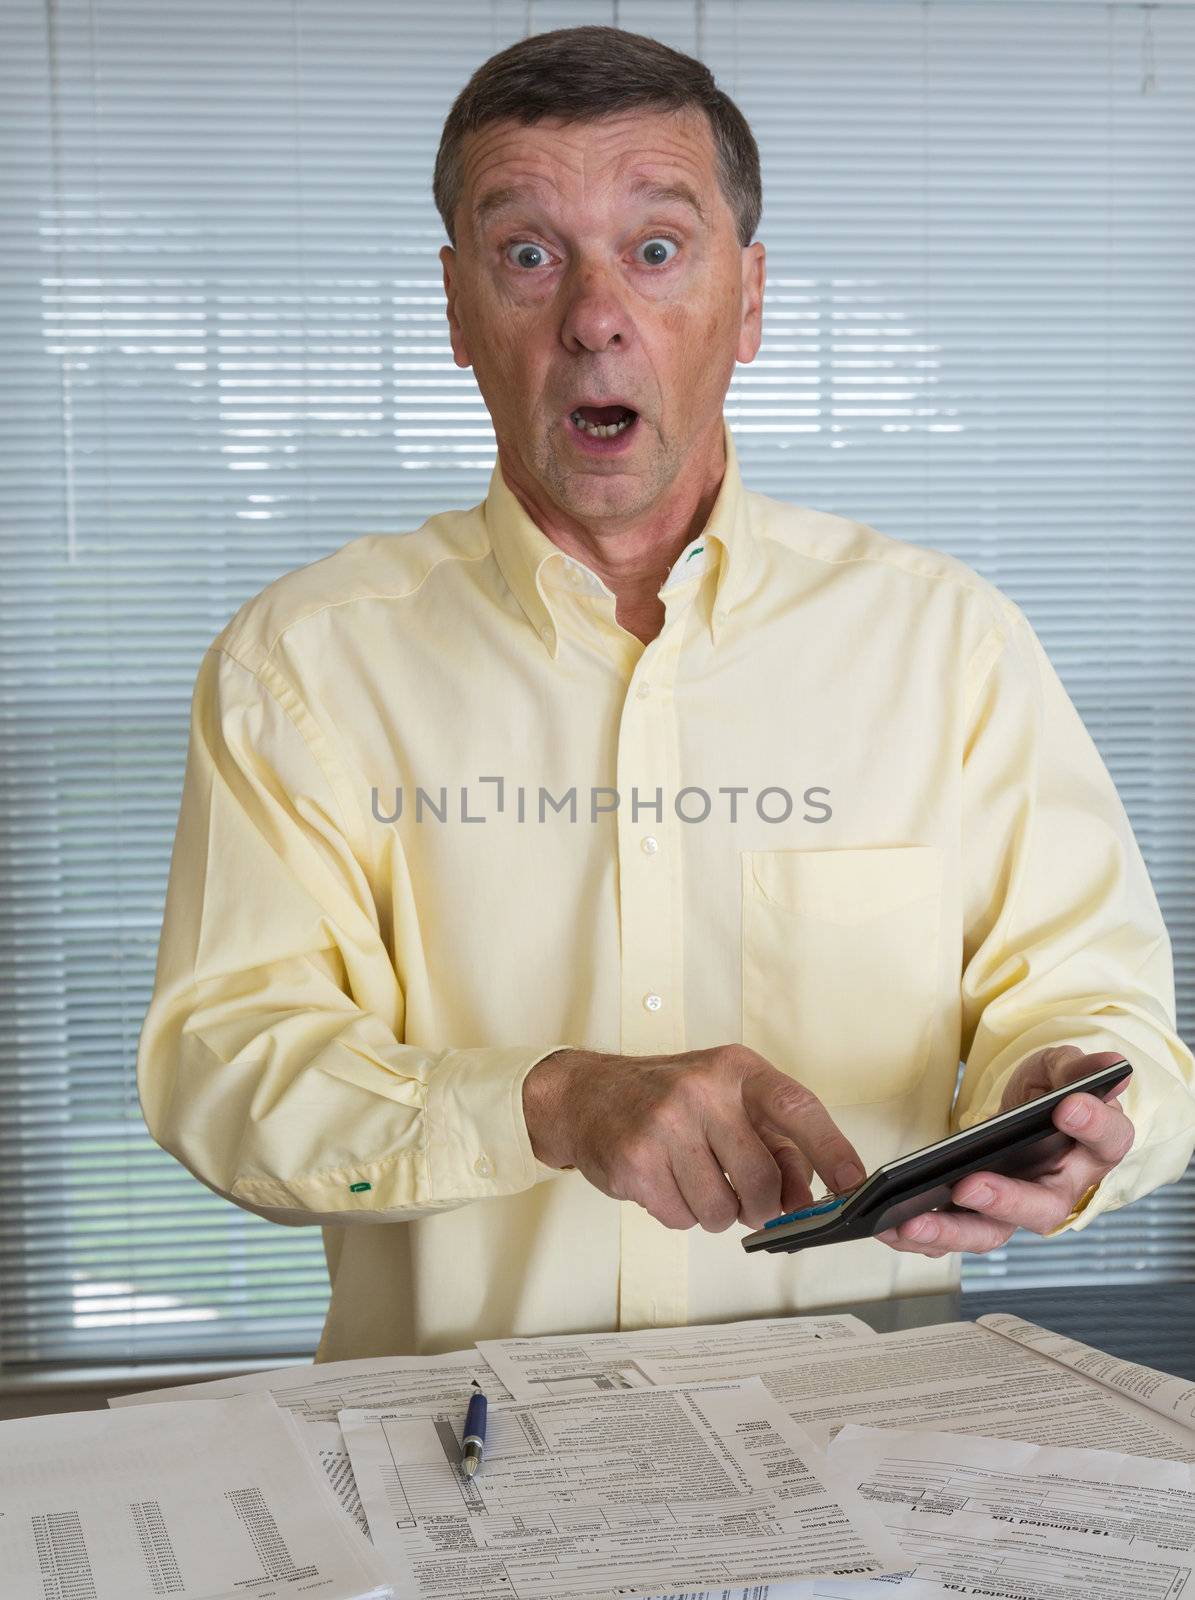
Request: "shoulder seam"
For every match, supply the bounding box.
[750,507,1018,696]
[257,538,494,667]
[962,595,1034,724]
[754,515,1007,617]
[207,643,366,863]
[963,619,1009,723]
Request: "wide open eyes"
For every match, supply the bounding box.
[503,235,681,271]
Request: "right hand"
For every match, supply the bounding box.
[521,1044,865,1233]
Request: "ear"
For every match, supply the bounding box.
[440,244,473,369]
[736,240,766,365]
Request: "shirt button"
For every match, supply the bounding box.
[540,623,554,644]
[641,835,660,854]
[474,1153,493,1178]
[643,992,663,1012]
[567,566,583,585]
[636,681,651,699]
[714,607,728,624]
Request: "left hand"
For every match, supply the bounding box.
[875,1046,1135,1257]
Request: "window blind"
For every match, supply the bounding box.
[1,0,1191,1369]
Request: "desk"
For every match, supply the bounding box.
[831,1281,1195,1380]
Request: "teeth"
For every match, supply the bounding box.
[570,409,634,439]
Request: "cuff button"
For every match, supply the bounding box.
[474,1153,494,1179]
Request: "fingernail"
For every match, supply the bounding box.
[835,1162,865,1193]
[960,1182,994,1208]
[1061,1100,1090,1130]
[911,1218,938,1242]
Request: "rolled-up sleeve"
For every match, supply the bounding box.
[953,598,1195,1230]
[137,645,571,1225]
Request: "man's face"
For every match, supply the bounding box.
[439,107,765,525]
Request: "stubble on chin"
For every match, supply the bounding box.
[540,424,671,521]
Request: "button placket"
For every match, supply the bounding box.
[614,622,689,1329]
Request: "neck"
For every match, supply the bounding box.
[499,423,726,645]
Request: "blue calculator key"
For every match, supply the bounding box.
[763,1195,849,1229]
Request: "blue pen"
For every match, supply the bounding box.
[460,1387,487,1478]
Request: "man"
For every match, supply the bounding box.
[137,25,1195,1361]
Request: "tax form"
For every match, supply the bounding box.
[338,1377,904,1600]
[109,1349,512,1541]
[977,1312,1195,1432]
[0,1391,391,1600]
[811,1421,1195,1600]
[633,1320,1195,1459]
[110,1347,511,1421]
[479,1312,875,1397]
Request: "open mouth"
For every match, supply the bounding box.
[568,404,639,440]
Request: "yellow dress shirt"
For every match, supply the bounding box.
[137,418,1195,1361]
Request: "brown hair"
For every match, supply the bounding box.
[433,24,761,249]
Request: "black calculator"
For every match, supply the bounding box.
[742,1058,1132,1255]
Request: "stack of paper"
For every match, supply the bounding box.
[0,1390,392,1600]
[9,1308,1184,1600]
[109,1313,901,1596]
[109,1305,1195,1593]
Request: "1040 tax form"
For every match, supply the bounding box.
[338,1377,904,1600]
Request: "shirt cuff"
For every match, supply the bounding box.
[425,1043,577,1201]
[228,1044,576,1220]
[1044,1179,1102,1237]
[955,1023,1195,1231]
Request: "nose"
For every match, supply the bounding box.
[560,260,633,353]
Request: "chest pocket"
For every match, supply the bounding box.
[740,844,943,1108]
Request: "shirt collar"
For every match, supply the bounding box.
[483,417,755,658]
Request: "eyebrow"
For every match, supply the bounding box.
[471,176,709,235]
